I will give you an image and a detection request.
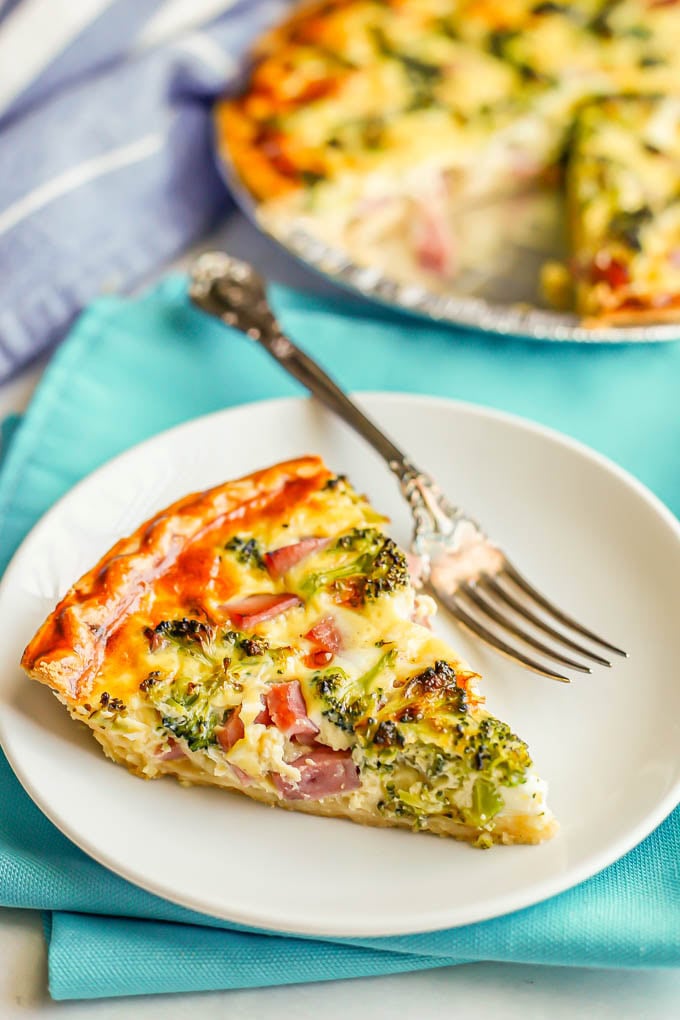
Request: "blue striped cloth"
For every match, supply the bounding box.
[0,0,293,381]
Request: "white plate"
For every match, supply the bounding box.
[1,395,679,937]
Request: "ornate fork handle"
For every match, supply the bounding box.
[189,252,478,556]
[262,330,407,469]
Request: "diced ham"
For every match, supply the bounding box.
[304,615,342,654]
[273,748,360,801]
[223,592,302,628]
[591,254,630,290]
[159,737,187,761]
[264,537,330,578]
[331,575,366,608]
[228,763,254,786]
[255,701,272,726]
[304,649,334,668]
[217,699,271,752]
[411,200,455,276]
[216,711,244,752]
[266,680,319,740]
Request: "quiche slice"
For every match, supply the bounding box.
[22,457,557,847]
[555,95,680,324]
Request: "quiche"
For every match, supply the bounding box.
[560,94,680,323]
[217,0,680,323]
[22,457,557,847]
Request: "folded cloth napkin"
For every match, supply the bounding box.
[0,0,295,381]
[0,277,679,1000]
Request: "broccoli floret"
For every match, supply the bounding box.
[312,648,398,733]
[376,776,505,831]
[372,720,404,748]
[300,528,409,603]
[223,630,269,658]
[148,618,214,644]
[144,620,278,666]
[400,660,468,715]
[363,538,410,599]
[152,674,224,752]
[144,618,215,657]
[142,624,292,751]
[464,778,505,828]
[465,715,533,785]
[312,668,366,732]
[160,709,218,752]
[142,624,288,749]
[224,535,266,570]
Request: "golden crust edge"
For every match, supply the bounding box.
[21,455,331,704]
[215,101,303,203]
[214,1,334,201]
[214,1,362,203]
[581,303,680,328]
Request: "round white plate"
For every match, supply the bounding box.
[1,395,679,937]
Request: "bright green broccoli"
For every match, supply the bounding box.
[151,674,224,752]
[311,647,398,733]
[299,527,409,602]
[141,621,289,750]
[352,661,533,831]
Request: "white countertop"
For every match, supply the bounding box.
[1,210,678,1017]
[3,907,680,1019]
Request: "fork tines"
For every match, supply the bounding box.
[438,561,627,683]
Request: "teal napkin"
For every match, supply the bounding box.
[0,276,678,1000]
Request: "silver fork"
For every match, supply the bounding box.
[189,251,626,682]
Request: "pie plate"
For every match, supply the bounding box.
[215,144,680,345]
[0,395,679,937]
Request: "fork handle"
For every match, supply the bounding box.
[259,329,409,469]
[203,284,411,473]
[245,323,462,540]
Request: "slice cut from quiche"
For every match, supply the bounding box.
[22,457,557,847]
[550,95,680,325]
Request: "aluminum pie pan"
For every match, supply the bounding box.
[214,137,680,345]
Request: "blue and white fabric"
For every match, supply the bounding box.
[0,0,293,381]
